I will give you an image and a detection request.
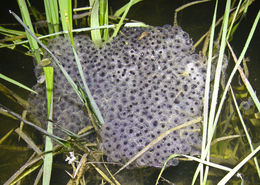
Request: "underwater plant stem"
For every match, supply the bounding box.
[195,8,260,185]
[227,41,260,112]
[212,9,260,139]
[230,87,260,178]
[218,145,260,185]
[3,153,42,185]
[15,128,42,155]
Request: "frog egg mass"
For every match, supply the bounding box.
[28,25,206,168]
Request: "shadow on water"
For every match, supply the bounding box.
[0,0,259,184]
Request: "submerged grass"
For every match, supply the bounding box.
[0,0,259,184]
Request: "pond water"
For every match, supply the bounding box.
[0,0,259,184]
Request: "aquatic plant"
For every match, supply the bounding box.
[0,0,259,184]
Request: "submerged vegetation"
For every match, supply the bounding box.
[0,0,259,184]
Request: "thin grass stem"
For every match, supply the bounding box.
[156,154,232,185]
[230,87,260,178]
[17,0,41,63]
[111,0,136,39]
[195,0,219,184]
[217,145,260,184]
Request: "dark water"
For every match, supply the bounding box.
[0,0,259,184]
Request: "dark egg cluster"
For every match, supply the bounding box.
[28,25,206,168]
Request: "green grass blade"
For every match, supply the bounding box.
[70,40,105,125]
[111,0,137,39]
[0,26,37,49]
[0,26,26,36]
[194,8,260,185]
[0,73,37,94]
[99,0,105,26]
[17,0,41,63]
[89,0,102,46]
[100,0,109,41]
[226,0,243,40]
[58,0,72,32]
[42,67,54,185]
[63,7,105,125]
[44,0,60,33]
[114,0,142,17]
[44,0,52,33]
[201,1,231,184]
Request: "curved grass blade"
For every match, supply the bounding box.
[111,0,137,39]
[10,10,84,107]
[114,0,142,17]
[65,8,105,126]
[212,10,260,141]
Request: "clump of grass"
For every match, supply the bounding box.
[0,0,259,184]
[156,0,260,184]
[1,0,144,184]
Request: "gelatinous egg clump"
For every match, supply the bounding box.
[28,25,206,168]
